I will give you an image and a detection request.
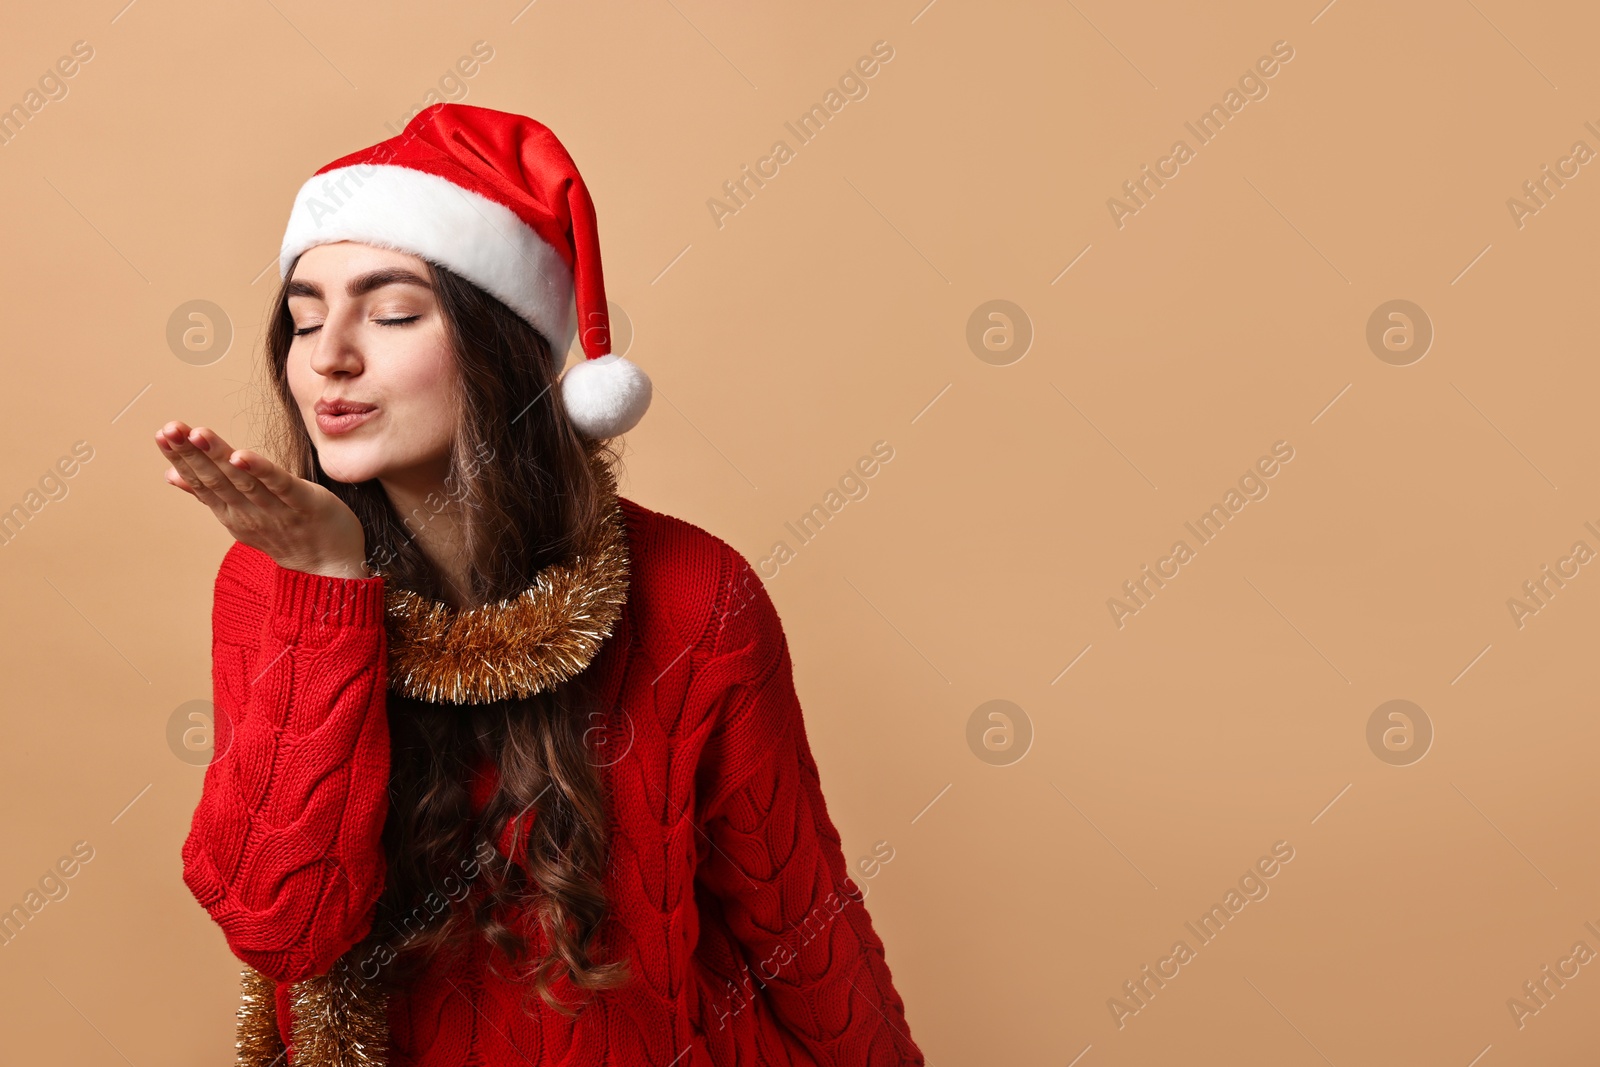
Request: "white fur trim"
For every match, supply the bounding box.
[561,353,653,438]
[279,163,578,356]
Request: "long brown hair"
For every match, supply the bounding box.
[261,251,631,1014]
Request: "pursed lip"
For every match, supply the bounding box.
[315,398,378,416]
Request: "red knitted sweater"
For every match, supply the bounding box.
[181,495,924,1066]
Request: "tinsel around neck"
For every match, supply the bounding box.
[376,456,630,705]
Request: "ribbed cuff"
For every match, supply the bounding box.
[269,562,386,640]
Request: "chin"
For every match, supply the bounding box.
[315,447,382,484]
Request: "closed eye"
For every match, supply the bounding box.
[292,315,421,337]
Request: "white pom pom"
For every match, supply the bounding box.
[560,353,653,438]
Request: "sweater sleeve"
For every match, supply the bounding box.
[694,547,925,1066]
[181,540,391,984]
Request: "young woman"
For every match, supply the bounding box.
[162,104,923,1066]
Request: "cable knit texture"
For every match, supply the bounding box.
[182,496,924,1066]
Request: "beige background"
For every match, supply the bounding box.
[2,0,1598,1062]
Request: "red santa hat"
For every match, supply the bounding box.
[278,103,651,439]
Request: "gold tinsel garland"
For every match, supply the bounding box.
[234,958,391,1067]
[378,455,630,704]
[231,456,630,1064]
[234,965,284,1065]
[288,960,390,1067]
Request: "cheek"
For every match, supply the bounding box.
[285,353,317,408]
[387,331,458,427]
[404,336,456,392]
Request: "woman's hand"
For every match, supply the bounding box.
[155,421,369,579]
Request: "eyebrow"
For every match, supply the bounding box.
[286,267,433,301]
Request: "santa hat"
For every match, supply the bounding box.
[278,103,651,439]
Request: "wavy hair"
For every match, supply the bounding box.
[261,252,631,1015]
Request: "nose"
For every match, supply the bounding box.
[307,302,365,379]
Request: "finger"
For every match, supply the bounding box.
[187,427,281,506]
[164,426,252,509]
[226,447,307,509]
[155,422,216,499]
[164,466,198,495]
[157,424,214,499]
[157,430,225,507]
